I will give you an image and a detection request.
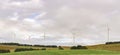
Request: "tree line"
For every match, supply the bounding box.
[0,42,57,48]
[106,41,120,44]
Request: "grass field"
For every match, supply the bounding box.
[0,50,120,55]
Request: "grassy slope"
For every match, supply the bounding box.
[87,44,120,51]
[0,50,119,55]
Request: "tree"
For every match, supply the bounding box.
[58,46,64,50]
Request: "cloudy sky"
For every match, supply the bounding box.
[0,0,120,46]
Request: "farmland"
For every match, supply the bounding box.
[0,43,120,55]
[87,44,120,51]
[0,50,120,55]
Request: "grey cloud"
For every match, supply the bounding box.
[0,0,120,45]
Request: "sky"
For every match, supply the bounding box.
[0,0,120,46]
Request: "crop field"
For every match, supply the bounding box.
[0,50,120,55]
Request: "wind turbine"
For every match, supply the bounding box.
[27,34,33,45]
[71,32,76,45]
[105,11,118,42]
[70,28,77,46]
[107,24,110,42]
[12,32,16,42]
[43,32,46,40]
[28,35,31,41]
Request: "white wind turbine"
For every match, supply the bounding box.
[12,32,16,42]
[71,32,76,45]
[106,24,110,42]
[28,34,31,41]
[43,32,46,40]
[70,28,78,46]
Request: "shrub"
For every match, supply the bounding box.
[0,43,19,46]
[106,41,120,45]
[0,43,33,46]
[45,45,57,48]
[58,46,64,50]
[41,48,46,50]
[71,46,78,49]
[71,45,87,50]
[77,45,88,49]
[18,44,33,46]
[33,45,45,47]
[34,45,57,48]
[15,48,36,52]
[0,50,10,53]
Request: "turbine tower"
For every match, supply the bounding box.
[28,35,31,41]
[13,32,16,42]
[70,28,78,46]
[71,31,76,46]
[43,32,47,45]
[72,32,76,45]
[107,24,110,42]
[43,32,46,40]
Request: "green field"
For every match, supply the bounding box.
[0,50,120,55]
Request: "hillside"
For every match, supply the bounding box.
[87,44,120,51]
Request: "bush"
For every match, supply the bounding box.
[15,48,36,52]
[58,46,64,50]
[33,45,45,47]
[45,45,57,48]
[33,45,57,48]
[71,46,78,49]
[77,45,87,49]
[18,44,32,46]
[41,48,46,50]
[106,41,120,45]
[0,43,19,46]
[71,45,87,50]
[0,50,10,53]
